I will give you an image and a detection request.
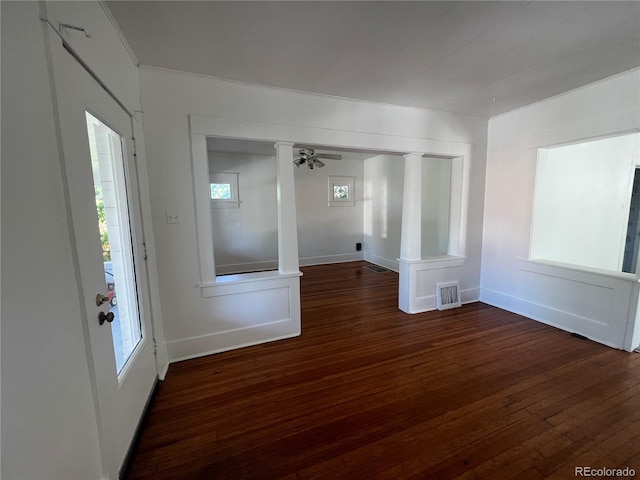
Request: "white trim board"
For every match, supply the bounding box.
[527,112,640,150]
[190,115,473,160]
[364,252,400,273]
[299,253,364,267]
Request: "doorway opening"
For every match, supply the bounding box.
[623,167,640,273]
[86,112,142,373]
[531,132,640,273]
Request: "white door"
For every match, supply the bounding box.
[48,36,157,478]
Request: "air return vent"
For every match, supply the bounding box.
[436,281,461,310]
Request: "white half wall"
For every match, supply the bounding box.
[399,257,479,313]
[481,68,640,351]
[169,271,302,361]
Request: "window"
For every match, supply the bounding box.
[333,185,349,199]
[210,183,232,200]
[210,172,239,208]
[530,132,640,273]
[328,176,355,206]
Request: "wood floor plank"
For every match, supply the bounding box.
[125,261,640,479]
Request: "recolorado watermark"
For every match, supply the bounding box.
[575,466,636,477]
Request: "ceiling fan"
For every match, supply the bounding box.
[294,149,342,170]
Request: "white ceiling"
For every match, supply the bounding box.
[107,1,640,118]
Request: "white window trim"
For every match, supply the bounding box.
[328,175,355,207]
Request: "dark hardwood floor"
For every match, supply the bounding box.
[125,261,640,479]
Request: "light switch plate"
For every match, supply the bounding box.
[166,211,181,224]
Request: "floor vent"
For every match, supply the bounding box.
[436,281,461,310]
[364,264,390,273]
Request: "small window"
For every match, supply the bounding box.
[210,172,239,208]
[333,185,349,199]
[328,176,355,207]
[210,183,232,200]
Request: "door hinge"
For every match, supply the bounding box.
[142,242,148,261]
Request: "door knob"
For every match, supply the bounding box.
[99,311,115,325]
[96,293,109,306]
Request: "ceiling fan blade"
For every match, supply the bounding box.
[316,153,342,160]
[314,159,326,168]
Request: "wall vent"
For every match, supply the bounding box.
[436,281,461,310]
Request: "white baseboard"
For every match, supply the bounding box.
[479,287,623,350]
[166,318,300,363]
[461,288,480,305]
[298,252,364,267]
[363,252,399,272]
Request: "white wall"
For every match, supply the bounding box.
[1,3,103,477]
[139,67,487,361]
[209,151,279,274]
[481,68,640,350]
[295,158,365,266]
[422,156,452,256]
[209,151,366,274]
[363,154,405,271]
[531,134,640,272]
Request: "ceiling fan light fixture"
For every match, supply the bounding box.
[293,148,338,170]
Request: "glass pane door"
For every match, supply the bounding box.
[86,112,142,374]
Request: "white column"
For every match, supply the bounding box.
[400,153,423,261]
[275,142,300,274]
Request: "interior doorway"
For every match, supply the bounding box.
[623,167,640,273]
